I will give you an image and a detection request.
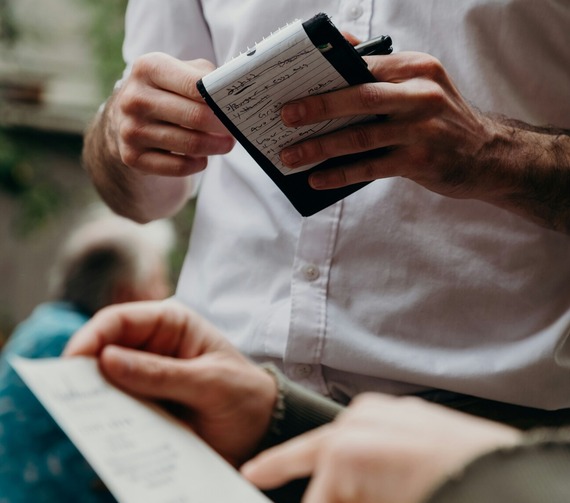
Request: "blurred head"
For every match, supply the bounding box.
[48,205,175,316]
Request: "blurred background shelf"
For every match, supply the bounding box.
[0,100,96,135]
[0,0,126,342]
[0,0,193,347]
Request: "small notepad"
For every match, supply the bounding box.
[198,13,392,217]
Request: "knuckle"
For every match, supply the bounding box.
[181,73,200,97]
[305,138,326,159]
[120,88,153,116]
[351,392,379,409]
[312,95,331,118]
[175,155,208,176]
[181,133,201,155]
[129,56,149,80]
[143,359,175,387]
[192,58,216,74]
[179,64,206,98]
[415,54,446,81]
[338,168,349,186]
[359,158,377,182]
[357,83,383,108]
[422,83,446,113]
[95,304,121,323]
[410,143,434,168]
[131,52,166,79]
[118,118,144,146]
[117,126,144,167]
[180,104,205,127]
[349,125,376,150]
[119,145,142,168]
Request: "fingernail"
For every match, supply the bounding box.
[309,172,326,189]
[280,147,301,166]
[103,346,132,378]
[281,103,305,126]
[240,460,257,479]
[240,461,252,476]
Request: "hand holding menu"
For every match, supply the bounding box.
[197,13,392,216]
[11,356,271,503]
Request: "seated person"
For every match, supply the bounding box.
[0,207,174,502]
[65,300,570,503]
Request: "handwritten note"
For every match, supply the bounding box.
[201,19,370,176]
[11,356,270,503]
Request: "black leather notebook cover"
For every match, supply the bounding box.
[197,13,392,216]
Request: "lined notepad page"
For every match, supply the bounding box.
[202,19,370,176]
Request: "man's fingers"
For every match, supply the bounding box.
[341,32,362,46]
[121,150,209,177]
[366,51,446,83]
[308,147,408,190]
[63,300,188,357]
[122,87,230,135]
[98,345,203,406]
[281,52,450,126]
[121,123,235,160]
[133,52,214,101]
[280,121,405,169]
[301,468,344,503]
[281,80,429,126]
[241,427,330,489]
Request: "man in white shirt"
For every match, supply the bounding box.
[83,1,570,411]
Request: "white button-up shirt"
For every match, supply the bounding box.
[122,0,570,408]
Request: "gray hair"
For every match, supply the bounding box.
[48,206,175,316]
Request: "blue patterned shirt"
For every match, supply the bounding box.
[0,302,116,503]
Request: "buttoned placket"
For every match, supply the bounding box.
[284,202,343,395]
[281,2,373,396]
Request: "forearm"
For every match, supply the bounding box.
[476,117,570,234]
[82,93,193,224]
[282,53,570,234]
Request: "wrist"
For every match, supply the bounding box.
[257,363,343,451]
[102,99,121,163]
[473,114,570,232]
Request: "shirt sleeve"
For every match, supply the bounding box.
[258,363,344,450]
[122,0,216,74]
[425,428,570,503]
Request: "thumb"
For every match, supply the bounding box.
[99,345,201,406]
[341,31,362,46]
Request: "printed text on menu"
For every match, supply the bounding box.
[11,356,270,503]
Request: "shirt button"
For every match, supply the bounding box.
[302,264,320,281]
[347,5,364,20]
[294,364,314,378]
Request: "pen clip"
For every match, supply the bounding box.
[355,35,393,56]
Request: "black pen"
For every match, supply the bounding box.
[355,35,393,56]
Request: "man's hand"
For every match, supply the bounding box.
[242,393,520,503]
[108,53,235,177]
[84,53,235,222]
[64,299,276,467]
[278,52,570,233]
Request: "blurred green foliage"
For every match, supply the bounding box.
[0,0,18,47]
[0,0,194,316]
[78,0,129,96]
[0,129,80,236]
[0,1,128,236]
